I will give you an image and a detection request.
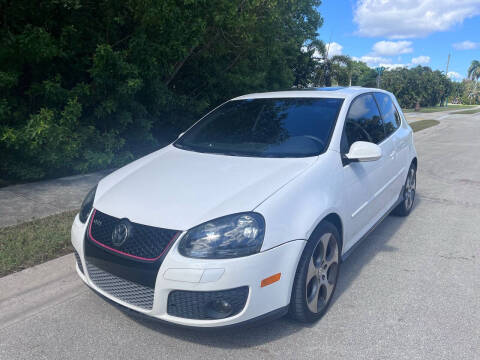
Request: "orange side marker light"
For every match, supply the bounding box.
[261,273,281,287]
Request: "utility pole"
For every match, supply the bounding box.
[445,53,451,76]
[444,53,451,107]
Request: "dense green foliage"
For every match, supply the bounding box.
[380,66,452,109]
[0,0,321,181]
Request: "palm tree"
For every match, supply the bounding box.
[468,60,480,82]
[467,60,480,103]
[307,40,352,87]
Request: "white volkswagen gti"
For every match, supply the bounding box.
[71,87,417,327]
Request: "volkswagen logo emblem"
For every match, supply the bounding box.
[112,220,130,247]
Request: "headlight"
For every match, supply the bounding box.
[178,213,265,259]
[79,185,97,223]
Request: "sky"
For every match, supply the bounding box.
[318,0,480,81]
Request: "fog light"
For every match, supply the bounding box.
[206,299,233,319]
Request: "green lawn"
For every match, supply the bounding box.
[452,108,480,115]
[403,104,475,113]
[0,210,77,277]
[410,119,440,132]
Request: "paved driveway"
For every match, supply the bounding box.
[1,111,479,359]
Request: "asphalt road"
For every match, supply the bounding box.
[1,110,480,360]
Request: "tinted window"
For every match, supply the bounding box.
[374,92,401,136]
[343,94,385,150]
[175,98,344,157]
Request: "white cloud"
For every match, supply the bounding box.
[372,40,413,56]
[354,0,480,38]
[302,42,343,59]
[411,55,431,65]
[353,55,390,67]
[453,40,480,50]
[325,42,343,57]
[353,55,407,69]
[448,71,464,80]
[380,63,407,70]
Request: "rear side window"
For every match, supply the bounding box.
[343,94,385,151]
[374,92,401,136]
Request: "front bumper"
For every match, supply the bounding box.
[71,214,306,327]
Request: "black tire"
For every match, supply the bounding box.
[289,221,341,323]
[392,163,416,217]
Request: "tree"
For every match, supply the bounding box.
[0,0,323,181]
[349,61,377,87]
[468,60,480,82]
[467,60,480,102]
[381,66,452,109]
[304,40,352,87]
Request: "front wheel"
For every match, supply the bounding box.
[393,164,416,216]
[289,221,341,323]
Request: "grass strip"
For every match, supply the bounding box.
[0,210,77,277]
[403,105,474,113]
[452,108,480,114]
[410,119,440,132]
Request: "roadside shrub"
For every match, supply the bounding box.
[0,0,322,182]
[381,66,452,109]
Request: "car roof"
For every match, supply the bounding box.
[232,87,391,101]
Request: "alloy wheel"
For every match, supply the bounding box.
[305,233,339,313]
[405,167,416,210]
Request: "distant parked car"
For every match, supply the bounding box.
[72,87,417,327]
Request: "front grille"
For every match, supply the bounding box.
[167,287,249,320]
[86,261,154,310]
[88,209,179,260]
[73,250,84,274]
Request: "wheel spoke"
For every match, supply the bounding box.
[307,256,317,283]
[326,262,338,285]
[324,280,334,301]
[323,234,338,267]
[307,288,319,313]
[320,233,331,254]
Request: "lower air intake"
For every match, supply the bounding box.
[86,262,154,310]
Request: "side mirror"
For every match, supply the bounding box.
[344,141,382,163]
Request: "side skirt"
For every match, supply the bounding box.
[341,186,405,261]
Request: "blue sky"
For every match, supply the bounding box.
[317,0,480,81]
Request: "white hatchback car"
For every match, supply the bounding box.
[71,87,417,327]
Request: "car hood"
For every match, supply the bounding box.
[94,145,316,230]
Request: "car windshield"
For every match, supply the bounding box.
[174,97,344,157]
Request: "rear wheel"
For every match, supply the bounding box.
[393,164,416,216]
[289,221,340,323]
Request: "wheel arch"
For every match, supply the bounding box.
[310,212,344,253]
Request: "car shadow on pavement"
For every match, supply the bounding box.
[119,196,421,348]
[330,195,421,308]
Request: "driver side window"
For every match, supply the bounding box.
[341,94,385,153]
